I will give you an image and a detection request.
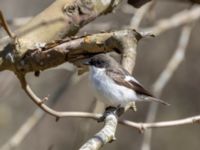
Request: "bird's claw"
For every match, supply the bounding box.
[97,106,124,122]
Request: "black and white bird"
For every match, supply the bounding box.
[84,54,169,108]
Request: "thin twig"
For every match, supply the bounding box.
[130,2,154,30]
[141,24,193,150]
[120,114,200,131]
[0,11,15,38]
[0,71,76,150]
[142,6,200,35]
[18,74,101,120]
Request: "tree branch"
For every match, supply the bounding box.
[17,74,101,120]
[13,29,142,75]
[120,115,200,131]
[1,1,199,150]
[0,0,123,71]
[79,114,118,150]
[142,6,200,35]
[141,24,193,150]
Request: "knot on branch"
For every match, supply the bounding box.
[63,0,94,26]
[193,118,200,124]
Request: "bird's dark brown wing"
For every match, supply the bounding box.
[106,68,153,97]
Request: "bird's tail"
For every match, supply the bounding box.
[140,96,170,106]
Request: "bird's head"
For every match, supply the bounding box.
[83,54,113,69]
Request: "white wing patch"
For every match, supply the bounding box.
[124,75,139,84]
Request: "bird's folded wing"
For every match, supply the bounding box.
[106,68,153,97]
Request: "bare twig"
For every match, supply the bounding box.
[17,74,101,120]
[0,71,76,150]
[141,24,193,150]
[130,2,154,30]
[0,10,15,38]
[3,70,200,150]
[120,114,200,130]
[142,6,200,35]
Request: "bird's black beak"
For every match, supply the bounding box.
[82,59,90,65]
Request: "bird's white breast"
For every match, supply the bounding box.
[89,66,138,107]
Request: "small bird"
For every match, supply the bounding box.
[84,54,169,109]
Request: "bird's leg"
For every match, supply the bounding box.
[97,106,117,122]
[97,106,125,122]
[115,105,125,117]
[125,102,137,112]
[130,102,137,112]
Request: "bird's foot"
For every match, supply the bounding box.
[97,106,124,122]
[125,102,137,112]
[130,102,137,112]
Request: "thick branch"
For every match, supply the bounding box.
[14,29,142,74]
[79,114,118,150]
[0,0,122,71]
[16,0,122,45]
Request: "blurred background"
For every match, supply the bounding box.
[0,0,200,150]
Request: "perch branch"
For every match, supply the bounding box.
[79,114,118,150]
[120,114,200,131]
[3,71,200,150]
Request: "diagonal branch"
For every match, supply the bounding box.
[18,74,101,120]
[130,2,154,30]
[15,29,142,74]
[142,6,200,35]
[0,10,15,38]
[141,24,193,150]
[79,114,118,150]
[0,0,123,71]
